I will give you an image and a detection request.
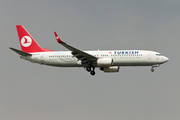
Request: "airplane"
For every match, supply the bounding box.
[10,25,169,76]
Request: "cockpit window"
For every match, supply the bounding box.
[156,54,162,56]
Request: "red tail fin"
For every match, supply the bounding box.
[16,25,53,53]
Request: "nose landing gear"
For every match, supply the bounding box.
[151,64,160,72]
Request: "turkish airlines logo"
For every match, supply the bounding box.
[21,36,32,47]
[56,36,59,39]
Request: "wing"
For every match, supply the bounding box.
[54,32,97,64]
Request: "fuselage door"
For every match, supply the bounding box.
[41,54,44,64]
[147,52,151,59]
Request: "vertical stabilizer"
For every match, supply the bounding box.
[16,25,53,53]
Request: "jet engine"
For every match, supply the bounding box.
[100,66,119,72]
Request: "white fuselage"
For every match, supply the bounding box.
[21,50,169,67]
[12,25,169,75]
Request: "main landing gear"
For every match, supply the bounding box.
[86,66,95,76]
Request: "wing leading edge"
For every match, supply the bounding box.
[54,32,97,64]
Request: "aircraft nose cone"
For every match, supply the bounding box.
[164,57,169,62]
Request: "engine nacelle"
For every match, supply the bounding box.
[100,66,119,72]
[97,58,113,66]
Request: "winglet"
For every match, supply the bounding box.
[54,32,64,43]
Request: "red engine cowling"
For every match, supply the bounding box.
[97,58,113,66]
[100,66,119,72]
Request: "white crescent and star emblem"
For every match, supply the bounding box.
[56,36,60,39]
[21,36,32,47]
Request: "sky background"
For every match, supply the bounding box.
[0,0,180,120]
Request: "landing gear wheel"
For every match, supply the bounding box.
[151,69,154,72]
[86,67,91,72]
[90,71,95,76]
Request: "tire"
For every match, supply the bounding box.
[86,67,91,72]
[90,71,95,76]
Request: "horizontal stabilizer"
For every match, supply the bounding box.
[9,47,32,56]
